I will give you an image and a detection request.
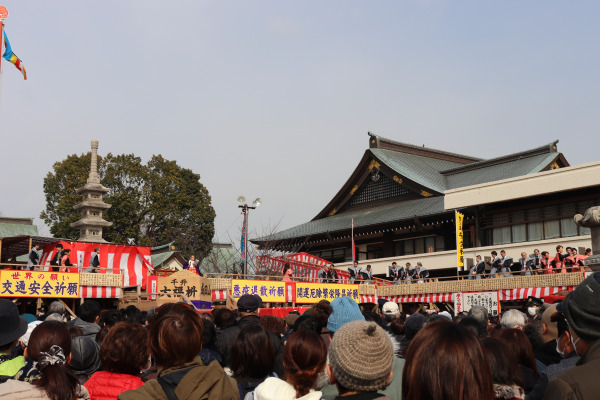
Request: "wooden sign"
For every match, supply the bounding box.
[156,270,210,302]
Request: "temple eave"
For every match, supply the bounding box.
[70,219,113,228]
[73,201,112,210]
[75,183,110,194]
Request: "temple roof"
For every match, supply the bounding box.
[253,134,568,244]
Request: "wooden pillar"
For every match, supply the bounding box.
[28,237,32,252]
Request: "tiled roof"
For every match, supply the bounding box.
[151,251,177,267]
[0,223,38,238]
[199,246,241,274]
[254,196,446,242]
[372,148,463,193]
[445,153,558,189]
[255,136,563,243]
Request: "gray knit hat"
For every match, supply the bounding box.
[558,272,600,343]
[329,320,393,392]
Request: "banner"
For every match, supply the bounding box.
[456,211,464,270]
[0,270,80,298]
[231,279,286,303]
[454,291,499,317]
[295,282,360,304]
[240,212,247,266]
[156,270,211,302]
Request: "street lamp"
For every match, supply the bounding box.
[238,196,261,277]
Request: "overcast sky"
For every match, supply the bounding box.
[1,1,598,247]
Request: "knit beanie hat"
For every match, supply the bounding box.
[329,320,393,392]
[558,272,600,343]
[327,296,365,333]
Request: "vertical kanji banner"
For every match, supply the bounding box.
[456,211,464,270]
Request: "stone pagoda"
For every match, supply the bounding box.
[70,140,112,242]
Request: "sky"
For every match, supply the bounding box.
[1,1,599,247]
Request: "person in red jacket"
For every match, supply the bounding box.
[85,321,149,400]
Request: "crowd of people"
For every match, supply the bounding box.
[1,271,600,399]
[467,245,591,279]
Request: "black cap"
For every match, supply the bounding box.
[0,299,28,347]
[527,296,544,307]
[559,272,600,343]
[237,294,262,312]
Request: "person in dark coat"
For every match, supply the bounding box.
[216,294,284,377]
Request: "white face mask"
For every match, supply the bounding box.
[528,307,537,317]
[570,334,581,356]
[556,338,566,358]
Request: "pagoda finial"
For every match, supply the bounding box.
[88,140,100,184]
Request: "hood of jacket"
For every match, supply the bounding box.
[254,377,322,400]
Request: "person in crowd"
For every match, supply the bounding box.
[229,325,276,399]
[490,250,502,278]
[326,321,393,400]
[217,294,283,377]
[183,255,202,276]
[382,301,399,330]
[519,252,533,276]
[527,310,580,400]
[468,305,489,338]
[49,243,64,272]
[399,313,427,358]
[46,301,68,322]
[361,265,373,283]
[99,309,121,329]
[121,305,143,325]
[254,329,327,400]
[585,248,592,256]
[540,251,552,274]
[501,309,527,330]
[494,328,539,393]
[499,250,513,278]
[282,264,293,282]
[282,312,300,344]
[84,248,101,273]
[542,272,600,400]
[326,296,365,335]
[348,261,361,284]
[317,267,327,283]
[27,244,40,271]
[415,262,429,282]
[0,299,28,379]
[119,303,238,400]
[308,300,332,347]
[469,255,486,280]
[533,304,561,368]
[60,249,79,273]
[389,262,401,284]
[325,265,338,283]
[403,319,494,400]
[0,320,90,400]
[552,245,566,274]
[530,249,541,274]
[85,322,148,400]
[526,296,544,320]
[199,319,223,366]
[480,337,526,399]
[405,262,416,284]
[260,315,285,338]
[68,300,101,338]
[67,336,101,384]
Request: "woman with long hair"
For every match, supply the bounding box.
[0,320,89,400]
[480,337,526,399]
[493,328,540,393]
[230,325,276,399]
[254,329,327,400]
[402,319,494,400]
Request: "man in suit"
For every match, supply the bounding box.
[469,255,486,280]
[490,251,501,278]
[529,249,541,275]
[499,250,513,277]
[26,244,40,271]
[519,252,533,276]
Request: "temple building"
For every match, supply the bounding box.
[70,140,112,242]
[253,133,599,278]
